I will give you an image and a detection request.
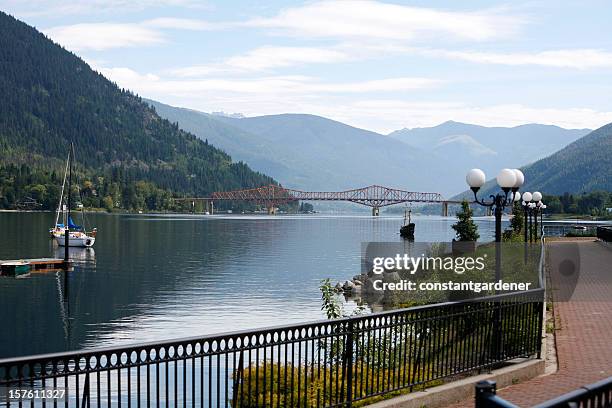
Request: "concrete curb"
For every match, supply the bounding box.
[366,359,545,408]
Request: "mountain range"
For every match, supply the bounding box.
[148,100,449,193]
[149,100,590,196]
[390,121,589,177]
[451,123,612,200]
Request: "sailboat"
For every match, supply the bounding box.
[400,207,415,239]
[50,144,97,248]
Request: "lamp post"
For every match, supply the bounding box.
[539,204,547,236]
[465,168,523,361]
[521,192,532,243]
[532,192,542,241]
[528,203,536,242]
[466,168,524,279]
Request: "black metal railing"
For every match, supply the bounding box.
[1,289,543,407]
[475,376,612,407]
[597,226,612,242]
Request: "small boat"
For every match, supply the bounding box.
[50,143,97,248]
[53,228,96,247]
[1,261,31,277]
[400,208,415,239]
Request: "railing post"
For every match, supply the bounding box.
[233,351,244,407]
[345,320,354,408]
[81,372,90,408]
[475,380,497,408]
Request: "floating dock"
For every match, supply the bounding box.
[0,258,72,276]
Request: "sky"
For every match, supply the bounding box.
[2,0,612,133]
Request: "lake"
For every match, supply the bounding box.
[0,211,499,358]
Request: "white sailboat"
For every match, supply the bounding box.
[50,144,97,248]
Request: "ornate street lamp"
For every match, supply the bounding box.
[538,202,546,237]
[466,168,524,243]
[532,192,542,241]
[528,202,537,242]
[466,167,524,286]
[466,168,523,361]
[521,192,533,243]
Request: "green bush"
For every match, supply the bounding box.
[232,360,439,407]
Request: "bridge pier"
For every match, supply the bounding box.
[442,201,449,217]
[267,206,277,215]
[372,206,380,216]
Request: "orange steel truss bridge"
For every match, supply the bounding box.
[177,184,462,216]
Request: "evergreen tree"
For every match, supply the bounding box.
[510,200,524,234]
[451,200,480,241]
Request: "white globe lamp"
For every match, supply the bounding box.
[496,168,517,191]
[466,169,486,192]
[512,169,525,188]
[532,191,542,202]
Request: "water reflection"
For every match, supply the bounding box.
[0,212,499,358]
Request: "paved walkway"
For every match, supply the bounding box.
[454,240,612,407]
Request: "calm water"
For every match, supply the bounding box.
[0,212,498,358]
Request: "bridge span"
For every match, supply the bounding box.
[176,184,464,216]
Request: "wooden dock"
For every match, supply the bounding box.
[0,258,72,275]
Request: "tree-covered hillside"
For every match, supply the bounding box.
[0,11,274,211]
[520,123,612,194]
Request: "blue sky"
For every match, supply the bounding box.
[2,0,612,133]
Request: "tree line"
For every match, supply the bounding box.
[543,191,612,217]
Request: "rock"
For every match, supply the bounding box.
[352,279,363,286]
[343,280,355,289]
[353,274,368,283]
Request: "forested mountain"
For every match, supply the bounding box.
[147,100,449,192]
[520,122,612,194]
[0,12,274,211]
[145,100,298,186]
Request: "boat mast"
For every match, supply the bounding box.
[64,143,74,261]
[55,151,70,228]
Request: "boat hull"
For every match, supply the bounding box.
[1,262,31,277]
[53,233,95,247]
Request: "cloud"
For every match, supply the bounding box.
[44,23,165,51]
[43,17,224,52]
[97,65,612,133]
[40,2,526,54]
[3,0,207,17]
[171,46,352,76]
[245,1,523,42]
[425,48,612,69]
[100,67,441,95]
[143,18,223,31]
[223,46,350,71]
